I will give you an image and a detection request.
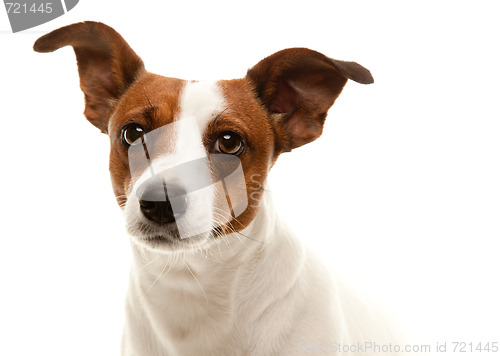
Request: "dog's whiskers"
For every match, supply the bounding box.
[184,261,208,305]
[211,208,270,247]
[142,253,178,297]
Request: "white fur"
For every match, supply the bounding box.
[121,81,401,355]
[122,193,399,355]
[178,80,225,130]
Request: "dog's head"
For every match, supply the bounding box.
[34,22,373,252]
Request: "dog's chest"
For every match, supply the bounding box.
[127,256,249,354]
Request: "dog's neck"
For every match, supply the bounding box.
[124,191,304,355]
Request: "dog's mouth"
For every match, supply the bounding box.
[128,220,217,251]
[145,234,177,243]
[133,233,213,252]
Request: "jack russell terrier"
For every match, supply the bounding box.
[34,22,400,356]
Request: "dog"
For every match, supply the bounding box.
[34,22,399,356]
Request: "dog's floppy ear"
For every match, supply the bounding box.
[247,48,373,151]
[34,21,145,133]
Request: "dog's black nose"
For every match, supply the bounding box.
[138,179,187,224]
[139,199,176,224]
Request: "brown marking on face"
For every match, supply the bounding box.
[108,74,185,206]
[207,79,278,234]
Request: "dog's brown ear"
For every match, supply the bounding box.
[247,48,373,151]
[34,21,145,133]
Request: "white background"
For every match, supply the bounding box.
[1,1,499,355]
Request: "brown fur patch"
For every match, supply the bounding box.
[108,74,184,206]
[210,79,279,233]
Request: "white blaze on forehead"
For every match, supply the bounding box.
[179,80,225,124]
[176,80,225,154]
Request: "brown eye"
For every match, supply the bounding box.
[121,123,145,147]
[214,131,244,155]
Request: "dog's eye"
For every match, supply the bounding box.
[122,124,145,147]
[214,131,244,155]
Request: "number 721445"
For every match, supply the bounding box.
[452,342,499,353]
[5,2,53,14]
